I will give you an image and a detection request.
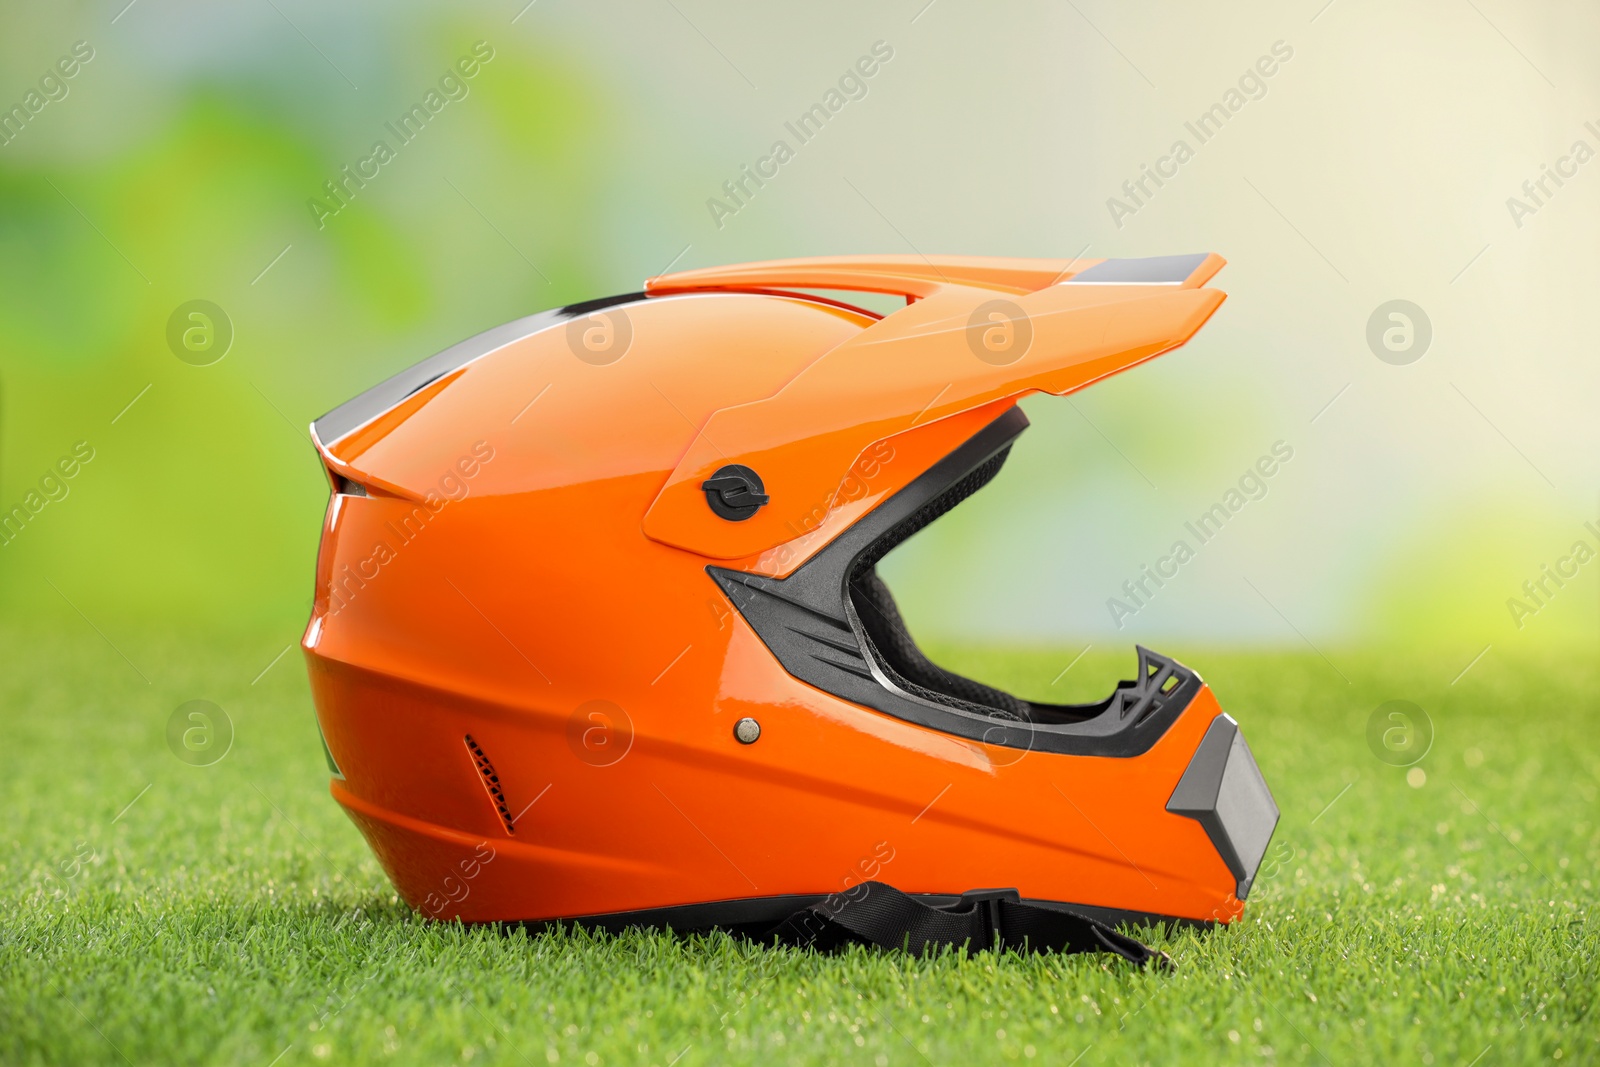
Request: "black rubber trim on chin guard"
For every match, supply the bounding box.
[708,404,1202,758]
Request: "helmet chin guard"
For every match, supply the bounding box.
[302,253,1277,952]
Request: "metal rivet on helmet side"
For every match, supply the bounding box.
[734,717,761,744]
[701,464,769,521]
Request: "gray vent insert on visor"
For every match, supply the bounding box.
[1064,253,1210,285]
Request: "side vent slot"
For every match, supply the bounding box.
[464,734,516,835]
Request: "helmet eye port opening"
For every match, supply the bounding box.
[709,406,1205,757]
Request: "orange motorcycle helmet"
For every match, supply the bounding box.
[304,253,1278,934]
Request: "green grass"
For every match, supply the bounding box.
[1,623,1594,1066]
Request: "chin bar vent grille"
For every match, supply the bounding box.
[464,734,516,835]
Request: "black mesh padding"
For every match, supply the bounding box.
[847,446,1033,720]
[853,446,1011,574]
[852,569,1030,719]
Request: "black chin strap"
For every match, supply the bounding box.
[768,882,1171,968]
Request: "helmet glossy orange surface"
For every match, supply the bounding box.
[303,252,1278,930]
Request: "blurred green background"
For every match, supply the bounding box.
[2,0,1596,665]
[3,7,1596,1063]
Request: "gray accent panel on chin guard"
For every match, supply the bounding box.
[1166,714,1280,898]
[1065,253,1210,285]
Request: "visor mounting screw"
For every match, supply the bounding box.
[702,465,770,521]
[734,717,761,745]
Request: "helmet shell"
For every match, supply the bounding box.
[304,255,1274,927]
